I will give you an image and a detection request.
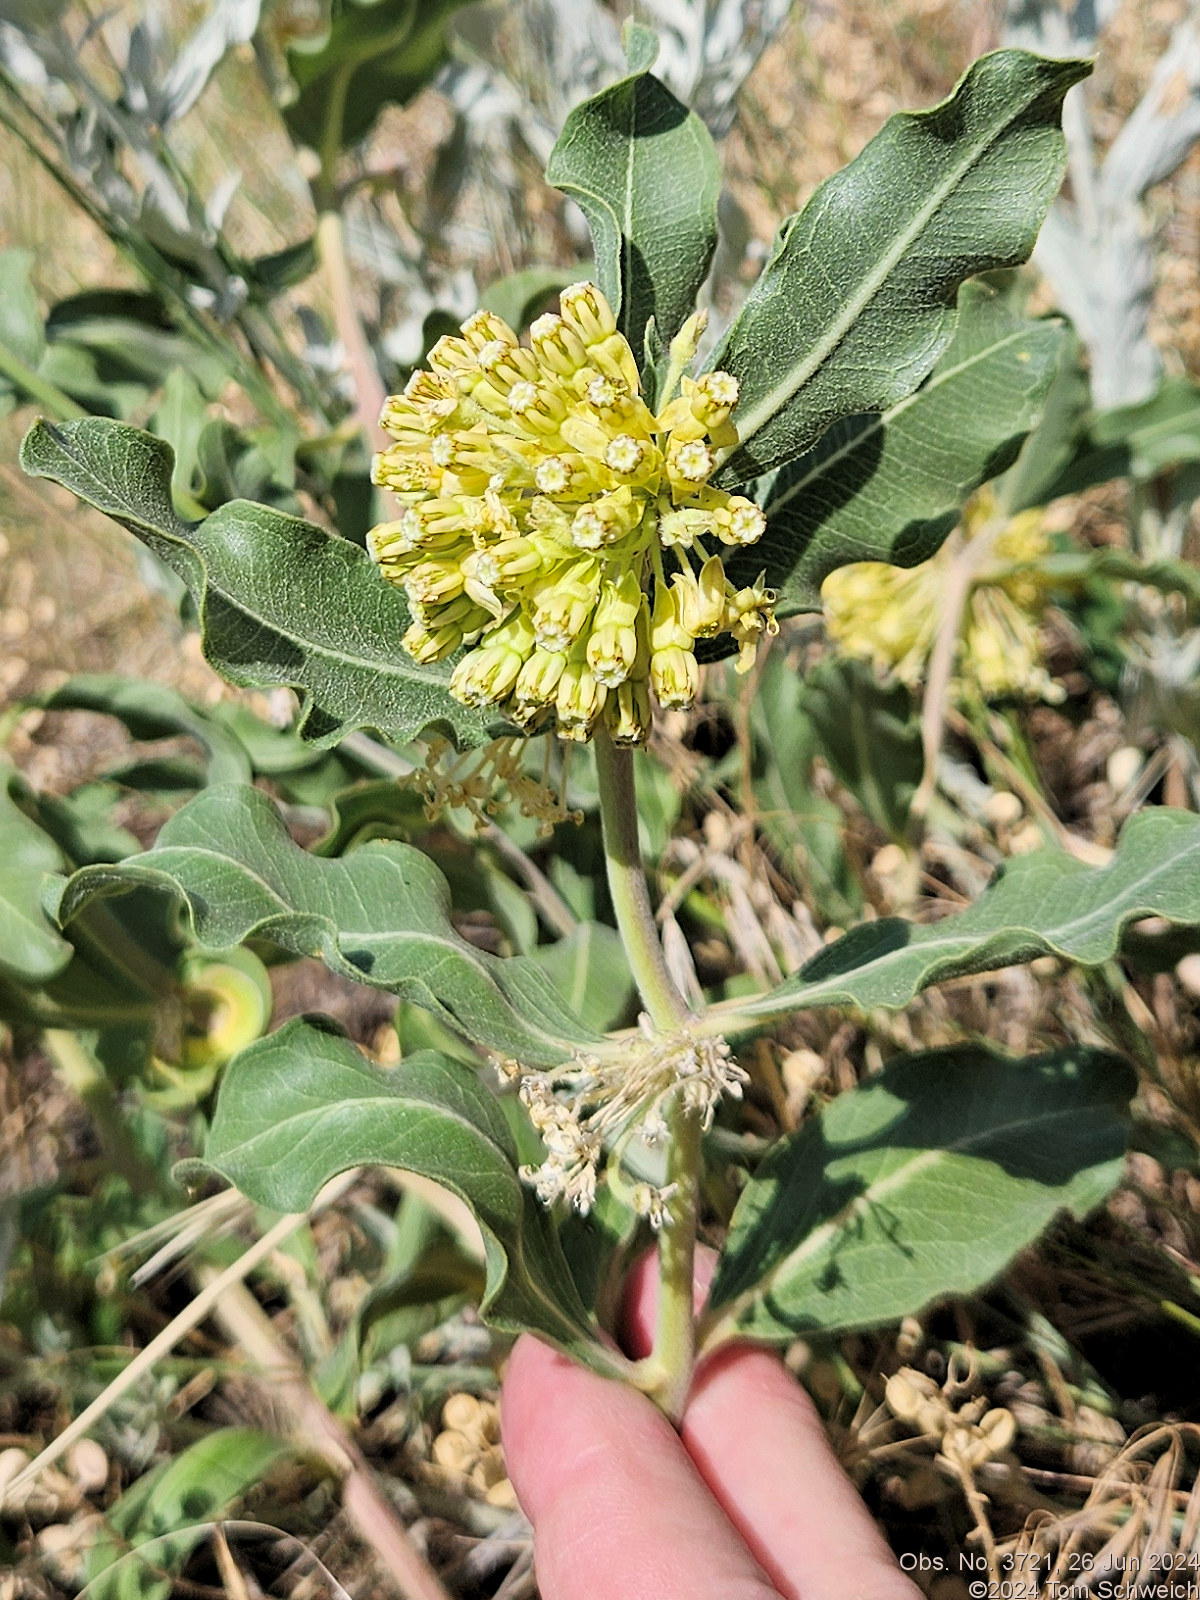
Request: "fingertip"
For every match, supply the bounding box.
[499,1334,579,1520]
[683,1343,920,1600]
[688,1342,806,1423]
[499,1334,780,1600]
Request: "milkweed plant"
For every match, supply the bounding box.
[27,21,1187,1437]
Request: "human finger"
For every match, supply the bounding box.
[501,1332,782,1600]
[683,1345,922,1600]
[620,1250,917,1600]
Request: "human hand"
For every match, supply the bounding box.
[501,1254,922,1600]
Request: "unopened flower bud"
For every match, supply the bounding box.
[605,675,651,745]
[461,309,519,352]
[530,313,589,376]
[514,648,567,719]
[449,611,534,707]
[555,656,606,739]
[426,334,477,377]
[650,643,699,709]
[403,619,463,663]
[531,558,601,652]
[406,558,465,606]
[668,309,708,370]
[560,282,617,345]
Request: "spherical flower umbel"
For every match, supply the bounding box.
[368,283,777,744]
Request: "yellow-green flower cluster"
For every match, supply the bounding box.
[821,491,1065,704]
[368,283,776,744]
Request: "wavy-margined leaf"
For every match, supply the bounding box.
[546,59,719,353]
[54,785,598,1065]
[737,279,1066,612]
[19,418,494,749]
[0,764,72,984]
[711,49,1088,484]
[197,1017,616,1368]
[702,1046,1133,1347]
[722,808,1200,1031]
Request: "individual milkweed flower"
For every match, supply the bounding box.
[820,490,1064,704]
[368,282,776,744]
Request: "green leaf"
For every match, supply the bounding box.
[243,236,319,299]
[747,651,861,926]
[0,764,72,984]
[740,278,1067,612]
[711,49,1089,483]
[998,321,1091,513]
[725,807,1200,1029]
[31,783,142,866]
[272,0,473,151]
[1039,375,1200,500]
[19,418,494,749]
[703,1045,1133,1345]
[86,1428,287,1600]
[311,778,428,855]
[56,784,599,1065]
[150,367,208,500]
[546,66,720,352]
[622,20,660,74]
[198,1017,614,1365]
[532,923,636,1033]
[41,289,230,414]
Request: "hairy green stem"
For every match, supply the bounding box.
[594,731,689,1032]
[594,728,702,1421]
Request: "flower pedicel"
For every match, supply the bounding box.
[367,283,777,744]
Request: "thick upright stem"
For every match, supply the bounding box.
[594,729,702,1422]
[594,730,688,1032]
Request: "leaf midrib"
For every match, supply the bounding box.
[713,1097,1108,1320]
[762,325,1038,520]
[746,830,1200,1016]
[724,96,1041,460]
[58,448,438,700]
[88,845,581,1053]
[217,1091,510,1182]
[622,80,637,325]
[191,515,453,698]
